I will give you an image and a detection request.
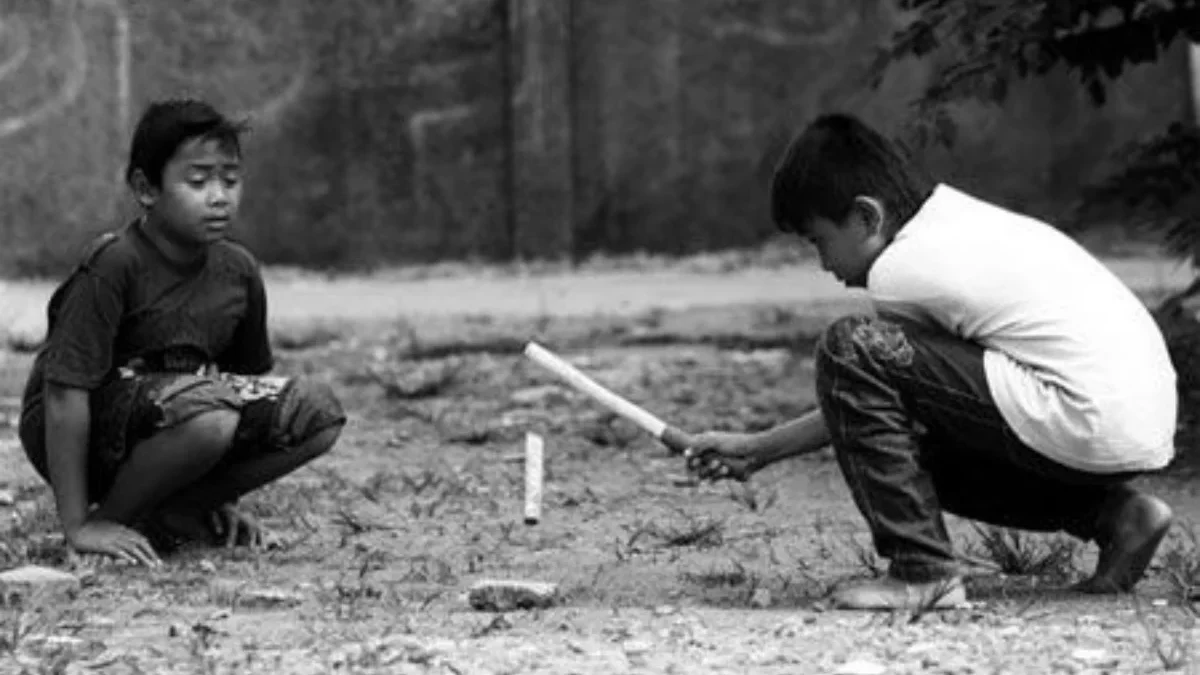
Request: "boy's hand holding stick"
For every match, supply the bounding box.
[522,342,752,482]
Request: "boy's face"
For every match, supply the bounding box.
[138,136,242,248]
[802,197,888,288]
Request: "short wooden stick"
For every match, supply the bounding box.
[524,432,544,525]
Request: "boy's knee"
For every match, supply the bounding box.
[180,409,240,461]
[818,314,876,367]
[817,314,915,371]
[278,377,346,450]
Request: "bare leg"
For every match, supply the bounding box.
[152,424,343,546]
[91,410,239,525]
[167,423,342,510]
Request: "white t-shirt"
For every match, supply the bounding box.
[867,184,1177,473]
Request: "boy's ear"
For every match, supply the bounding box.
[129,169,157,209]
[853,196,887,236]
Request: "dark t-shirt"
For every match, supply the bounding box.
[21,220,274,411]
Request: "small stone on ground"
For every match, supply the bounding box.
[750,588,772,608]
[467,579,558,612]
[834,659,887,675]
[509,385,567,406]
[209,580,305,609]
[0,565,81,606]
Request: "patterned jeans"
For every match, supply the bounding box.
[815,314,1138,582]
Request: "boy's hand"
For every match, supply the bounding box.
[68,520,161,567]
[684,431,759,482]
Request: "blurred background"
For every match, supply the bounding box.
[0,0,1192,276]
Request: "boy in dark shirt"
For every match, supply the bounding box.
[19,99,346,566]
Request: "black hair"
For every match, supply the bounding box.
[769,113,934,236]
[125,98,248,188]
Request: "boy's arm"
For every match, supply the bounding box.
[743,407,831,472]
[688,408,831,481]
[43,384,92,535]
[40,265,126,535]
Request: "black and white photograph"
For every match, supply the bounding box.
[1,1,1200,672]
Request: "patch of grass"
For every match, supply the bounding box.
[0,599,89,674]
[0,495,68,569]
[969,526,1078,580]
[611,512,726,564]
[1158,527,1200,612]
[906,577,967,625]
[330,508,398,548]
[847,536,884,577]
[643,512,727,550]
[360,470,398,504]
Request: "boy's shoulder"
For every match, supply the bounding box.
[75,224,142,279]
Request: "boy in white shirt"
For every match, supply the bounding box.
[686,113,1177,610]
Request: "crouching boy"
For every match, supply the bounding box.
[19,99,346,565]
[687,114,1177,609]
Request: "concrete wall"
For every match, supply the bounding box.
[0,0,1187,275]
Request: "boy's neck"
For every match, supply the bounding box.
[139,215,208,267]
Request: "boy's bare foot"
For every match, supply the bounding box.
[141,508,210,551]
[1074,489,1172,594]
[208,503,272,549]
[831,575,967,611]
[147,502,278,550]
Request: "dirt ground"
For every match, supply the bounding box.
[2,257,1200,674]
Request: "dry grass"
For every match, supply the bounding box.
[968,526,1079,582]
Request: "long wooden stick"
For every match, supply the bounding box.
[523,341,692,454]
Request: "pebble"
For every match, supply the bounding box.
[1069,648,1117,667]
[905,642,937,655]
[624,639,655,667]
[934,656,978,674]
[509,385,567,406]
[0,488,14,506]
[623,640,653,656]
[467,579,558,612]
[750,588,773,609]
[834,659,887,675]
[239,587,305,609]
[22,635,102,662]
[0,565,81,606]
[209,580,304,609]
